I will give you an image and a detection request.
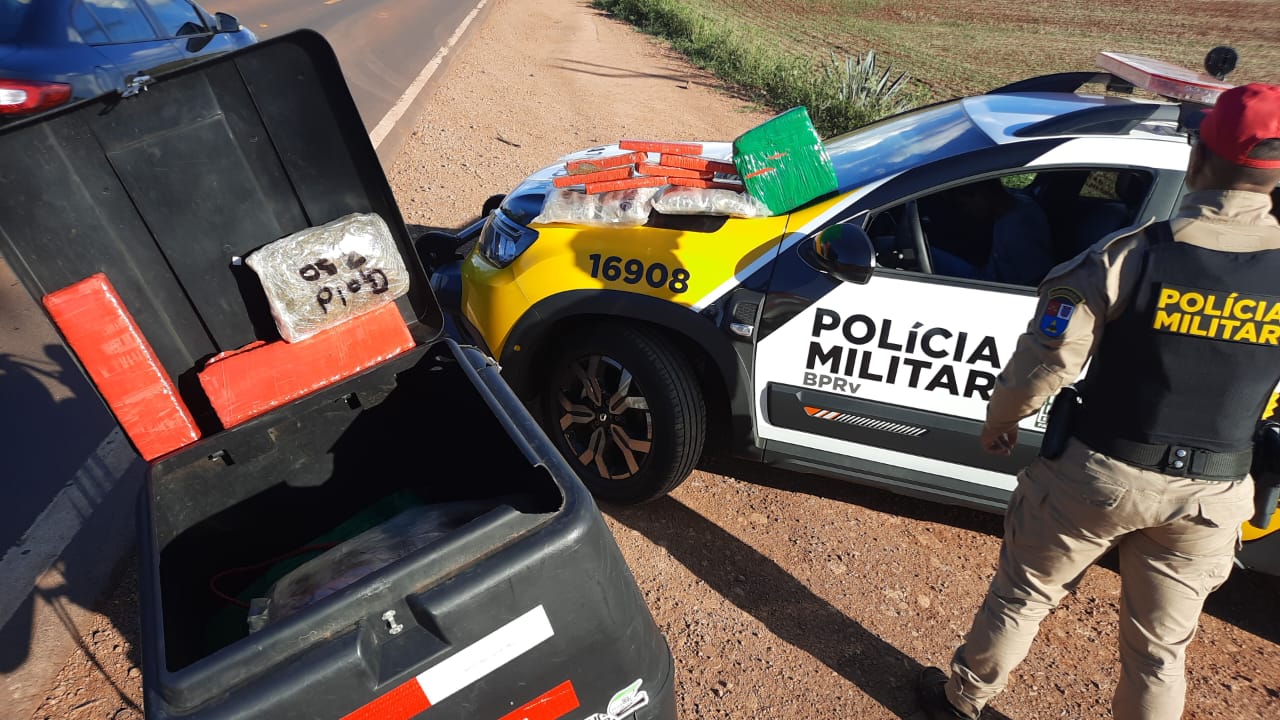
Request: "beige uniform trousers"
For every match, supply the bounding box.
[944,438,1254,720]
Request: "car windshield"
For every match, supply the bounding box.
[0,0,33,43]
[824,100,994,191]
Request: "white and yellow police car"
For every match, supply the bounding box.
[434,51,1280,574]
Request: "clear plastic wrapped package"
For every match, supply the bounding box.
[531,187,660,227]
[651,186,772,218]
[245,213,411,342]
[252,500,499,630]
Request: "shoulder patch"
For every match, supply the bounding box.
[1039,287,1082,338]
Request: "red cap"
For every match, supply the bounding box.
[1198,83,1280,169]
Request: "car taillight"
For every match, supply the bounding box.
[0,79,73,116]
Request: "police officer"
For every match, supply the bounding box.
[916,82,1280,720]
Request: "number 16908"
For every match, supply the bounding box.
[587,254,690,294]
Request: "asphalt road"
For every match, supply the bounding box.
[213,0,484,159]
[0,0,487,647]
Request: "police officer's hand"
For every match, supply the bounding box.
[981,425,1017,456]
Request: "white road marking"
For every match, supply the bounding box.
[369,0,489,149]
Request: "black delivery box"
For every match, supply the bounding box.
[0,31,675,720]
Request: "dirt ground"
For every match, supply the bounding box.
[26,1,1280,719]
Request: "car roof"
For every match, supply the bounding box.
[823,89,1185,193]
[961,91,1180,143]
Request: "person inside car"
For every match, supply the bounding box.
[930,178,1055,286]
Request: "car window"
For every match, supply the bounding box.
[82,0,158,43]
[866,169,1153,288]
[1080,170,1127,200]
[140,0,206,37]
[824,102,995,192]
[0,0,33,43]
[70,1,110,44]
[1031,169,1153,260]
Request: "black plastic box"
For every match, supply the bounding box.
[0,31,675,720]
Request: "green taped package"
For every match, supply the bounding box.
[732,107,838,214]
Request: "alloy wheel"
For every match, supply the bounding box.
[554,353,654,481]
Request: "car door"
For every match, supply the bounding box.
[74,0,184,95]
[750,161,1176,510]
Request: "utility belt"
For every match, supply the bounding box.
[1039,386,1280,528]
[1072,427,1252,481]
[1039,385,1251,481]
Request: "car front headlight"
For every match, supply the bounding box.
[477,211,539,268]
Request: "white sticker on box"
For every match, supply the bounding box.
[581,678,650,720]
[416,605,555,705]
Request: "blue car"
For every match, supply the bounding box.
[0,0,255,121]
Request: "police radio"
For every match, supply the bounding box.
[1250,420,1280,529]
[1039,385,1082,461]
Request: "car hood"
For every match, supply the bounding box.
[499,141,734,225]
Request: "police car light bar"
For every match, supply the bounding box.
[1095,52,1234,105]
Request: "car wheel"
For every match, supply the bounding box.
[539,324,705,504]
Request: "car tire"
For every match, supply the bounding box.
[539,324,706,504]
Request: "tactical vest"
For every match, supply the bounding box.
[1081,222,1280,456]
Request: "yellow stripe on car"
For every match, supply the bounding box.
[460,251,534,359]
[464,215,790,359]
[1243,512,1279,541]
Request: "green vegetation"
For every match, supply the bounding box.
[591,0,926,137]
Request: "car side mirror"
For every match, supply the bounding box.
[177,20,207,37]
[800,223,876,284]
[214,12,241,33]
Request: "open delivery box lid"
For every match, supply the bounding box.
[0,34,682,719]
[0,31,443,449]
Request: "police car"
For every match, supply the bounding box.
[438,51,1280,574]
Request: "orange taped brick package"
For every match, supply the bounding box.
[198,303,416,428]
[636,163,713,180]
[668,177,747,191]
[42,273,201,460]
[657,153,738,175]
[618,139,703,155]
[553,165,633,188]
[565,151,646,174]
[584,175,670,194]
